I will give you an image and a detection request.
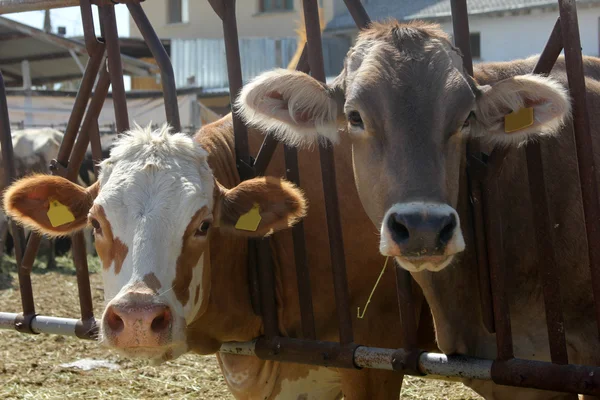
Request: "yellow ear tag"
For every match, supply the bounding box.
[504,107,534,133]
[47,199,75,227]
[235,203,262,232]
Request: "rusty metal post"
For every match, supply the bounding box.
[66,65,111,182]
[524,18,570,365]
[343,0,371,28]
[284,145,316,340]
[451,0,496,335]
[127,2,181,132]
[99,5,129,133]
[208,0,279,338]
[0,71,34,332]
[210,0,252,176]
[558,0,600,340]
[303,0,353,345]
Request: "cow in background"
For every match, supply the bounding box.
[0,128,94,268]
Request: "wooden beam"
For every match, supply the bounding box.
[0,51,76,65]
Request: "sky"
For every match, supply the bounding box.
[4,5,130,38]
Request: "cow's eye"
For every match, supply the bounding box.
[463,111,475,128]
[90,218,102,236]
[195,221,211,237]
[348,111,364,128]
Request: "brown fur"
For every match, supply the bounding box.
[190,115,437,399]
[218,176,307,237]
[173,207,210,307]
[90,204,128,274]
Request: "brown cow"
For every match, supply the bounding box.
[237,20,600,399]
[2,121,436,399]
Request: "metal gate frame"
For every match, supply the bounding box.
[0,0,599,396]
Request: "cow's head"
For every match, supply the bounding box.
[3,125,306,361]
[237,21,571,272]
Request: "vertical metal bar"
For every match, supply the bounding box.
[451,0,495,335]
[450,0,473,76]
[257,239,279,338]
[395,267,417,348]
[558,0,600,340]
[524,18,570,365]
[303,0,354,345]
[342,0,371,28]
[66,65,111,183]
[55,46,105,167]
[79,0,99,56]
[127,2,181,132]
[90,122,103,177]
[0,72,34,326]
[284,145,316,340]
[483,180,514,360]
[99,5,129,133]
[219,0,251,176]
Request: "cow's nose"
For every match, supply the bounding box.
[103,302,172,347]
[387,207,457,256]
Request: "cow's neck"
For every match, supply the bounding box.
[411,140,495,357]
[186,118,263,354]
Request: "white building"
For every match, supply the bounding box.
[326,0,600,62]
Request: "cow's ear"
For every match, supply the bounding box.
[3,174,98,237]
[470,74,571,146]
[236,69,344,146]
[216,176,307,237]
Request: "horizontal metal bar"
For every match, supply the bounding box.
[0,0,133,14]
[0,312,79,337]
[220,339,600,395]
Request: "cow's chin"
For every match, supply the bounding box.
[109,343,187,365]
[394,255,455,272]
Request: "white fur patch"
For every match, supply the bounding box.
[236,69,341,147]
[96,124,214,360]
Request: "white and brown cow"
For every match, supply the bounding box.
[237,20,600,399]
[2,121,436,399]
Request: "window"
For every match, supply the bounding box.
[167,0,189,24]
[470,32,481,59]
[260,0,294,13]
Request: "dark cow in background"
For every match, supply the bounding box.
[239,20,600,400]
[78,133,118,186]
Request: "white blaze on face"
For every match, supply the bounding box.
[91,126,215,350]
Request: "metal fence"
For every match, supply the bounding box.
[0,0,599,397]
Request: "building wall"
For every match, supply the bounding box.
[437,7,600,62]
[331,6,600,63]
[129,0,334,39]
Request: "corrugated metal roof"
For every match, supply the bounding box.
[0,16,156,87]
[326,0,600,32]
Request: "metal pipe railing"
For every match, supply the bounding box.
[558,0,600,340]
[302,0,354,346]
[99,5,129,133]
[128,2,182,132]
[526,17,570,365]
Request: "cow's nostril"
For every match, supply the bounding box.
[105,306,124,333]
[151,308,172,333]
[439,215,457,245]
[388,214,410,242]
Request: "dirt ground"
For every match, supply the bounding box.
[0,254,482,399]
